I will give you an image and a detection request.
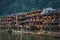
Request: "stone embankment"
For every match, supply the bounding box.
[12,30,60,38]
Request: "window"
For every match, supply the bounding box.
[33,23,35,25]
[44,18,47,20]
[36,22,39,25]
[50,14,54,15]
[44,23,46,25]
[55,17,58,19]
[48,23,50,25]
[51,23,53,25]
[51,17,54,19]
[8,20,12,22]
[39,16,42,18]
[54,23,58,25]
[40,22,42,25]
[18,19,21,21]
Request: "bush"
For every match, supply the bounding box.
[7,29,12,34]
[30,25,39,31]
[30,26,35,31]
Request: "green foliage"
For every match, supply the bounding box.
[30,26,35,31]
[44,26,49,31]
[7,29,12,34]
[29,25,40,31]
[0,0,60,15]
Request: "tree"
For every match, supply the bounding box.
[30,25,39,31]
[29,25,39,40]
[7,29,12,34]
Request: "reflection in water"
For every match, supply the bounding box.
[0,32,60,40]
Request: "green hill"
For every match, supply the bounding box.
[0,0,60,15]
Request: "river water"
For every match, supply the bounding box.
[0,32,60,40]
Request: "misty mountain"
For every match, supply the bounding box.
[0,0,60,15]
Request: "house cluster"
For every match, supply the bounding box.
[0,8,60,31]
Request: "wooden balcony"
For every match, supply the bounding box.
[26,15,35,17]
[26,13,41,18]
[1,21,7,24]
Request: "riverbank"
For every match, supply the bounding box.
[12,30,60,38]
[0,29,60,38]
